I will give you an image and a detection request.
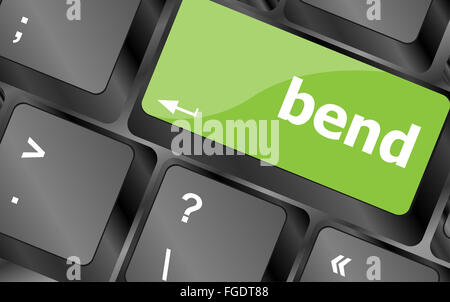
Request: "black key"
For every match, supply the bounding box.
[0,105,133,264]
[126,166,286,282]
[301,228,438,282]
[302,0,431,43]
[0,0,141,93]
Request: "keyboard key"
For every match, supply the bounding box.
[0,105,133,264]
[0,0,141,93]
[301,228,438,282]
[126,166,286,282]
[301,0,431,43]
[133,0,449,216]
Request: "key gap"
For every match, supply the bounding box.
[0,87,5,105]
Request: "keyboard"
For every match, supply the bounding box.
[0,0,449,283]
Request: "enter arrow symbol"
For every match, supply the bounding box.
[158,100,199,118]
[21,137,45,159]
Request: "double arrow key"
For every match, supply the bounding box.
[331,255,352,277]
[301,228,438,282]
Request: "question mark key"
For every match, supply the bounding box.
[126,166,291,282]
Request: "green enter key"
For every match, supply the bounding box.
[141,0,449,215]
